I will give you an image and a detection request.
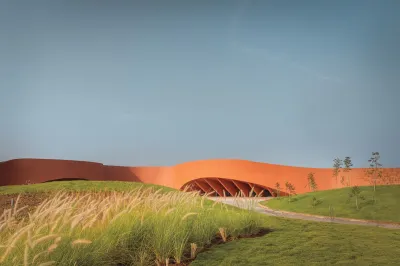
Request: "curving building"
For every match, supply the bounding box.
[1,158,399,196]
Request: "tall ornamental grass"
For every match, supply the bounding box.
[0,186,265,266]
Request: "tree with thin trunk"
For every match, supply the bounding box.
[333,157,343,187]
[365,152,383,203]
[329,205,335,221]
[342,156,353,187]
[274,182,281,199]
[306,172,318,192]
[285,181,296,203]
[348,186,365,210]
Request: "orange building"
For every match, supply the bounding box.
[1,158,399,196]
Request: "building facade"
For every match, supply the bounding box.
[1,158,399,196]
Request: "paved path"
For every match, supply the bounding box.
[208,197,400,230]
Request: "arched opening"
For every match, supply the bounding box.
[257,189,271,197]
[181,177,274,197]
[43,178,89,183]
[224,190,232,197]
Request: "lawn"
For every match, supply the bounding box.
[260,185,400,223]
[192,215,400,266]
[0,180,175,195]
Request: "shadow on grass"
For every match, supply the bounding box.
[310,197,323,207]
[288,197,299,203]
[171,228,274,266]
[114,228,275,266]
[358,199,375,209]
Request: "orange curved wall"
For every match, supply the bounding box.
[1,158,399,194]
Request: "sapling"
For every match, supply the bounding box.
[274,182,281,199]
[348,186,365,210]
[306,172,318,192]
[285,181,296,203]
[311,196,319,208]
[333,157,343,187]
[329,205,335,221]
[365,152,383,203]
[342,156,353,187]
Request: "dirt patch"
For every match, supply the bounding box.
[0,192,50,220]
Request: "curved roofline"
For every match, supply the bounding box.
[0,157,386,170]
[1,158,103,164]
[0,157,331,169]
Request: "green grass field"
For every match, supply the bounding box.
[0,180,175,195]
[192,215,400,265]
[261,185,400,223]
[1,181,400,265]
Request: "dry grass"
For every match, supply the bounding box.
[0,186,265,265]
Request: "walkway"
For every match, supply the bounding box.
[208,197,400,230]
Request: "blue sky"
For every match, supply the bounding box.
[1,0,399,167]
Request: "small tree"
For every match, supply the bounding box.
[311,196,322,208]
[274,182,281,198]
[306,172,318,192]
[328,205,335,221]
[348,186,365,210]
[342,156,353,187]
[332,157,343,187]
[365,152,383,203]
[285,181,296,203]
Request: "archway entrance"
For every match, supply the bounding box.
[181,177,274,197]
[43,178,88,183]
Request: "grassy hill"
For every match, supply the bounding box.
[261,185,400,223]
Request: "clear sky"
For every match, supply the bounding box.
[1,0,399,167]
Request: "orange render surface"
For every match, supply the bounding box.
[1,158,399,195]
